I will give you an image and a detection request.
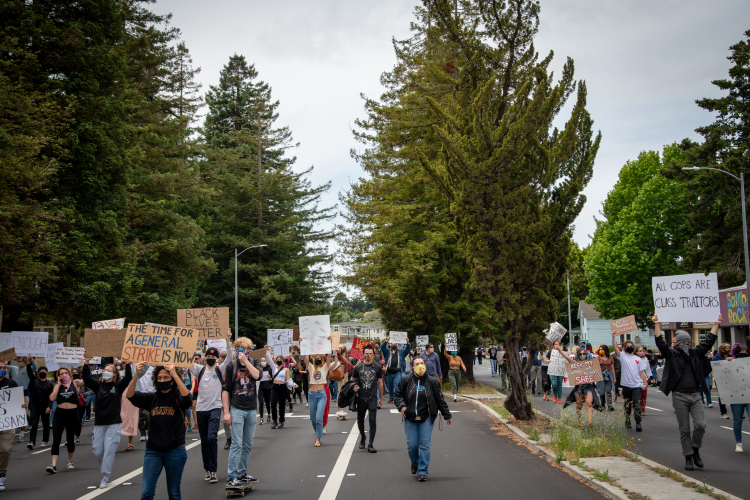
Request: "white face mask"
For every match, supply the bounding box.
[261,361,267,367]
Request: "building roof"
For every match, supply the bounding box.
[579,301,602,320]
[332,322,383,329]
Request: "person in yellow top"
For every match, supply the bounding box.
[443,346,467,402]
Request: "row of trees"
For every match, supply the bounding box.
[586,31,750,329]
[341,0,600,419]
[0,0,335,344]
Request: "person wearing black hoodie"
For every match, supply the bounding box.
[26,363,53,450]
[654,313,721,471]
[81,356,132,489]
[394,357,452,482]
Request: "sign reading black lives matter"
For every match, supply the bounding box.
[445,333,458,352]
[652,273,721,322]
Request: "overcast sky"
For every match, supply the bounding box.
[151,0,748,290]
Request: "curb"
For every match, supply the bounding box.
[463,396,742,500]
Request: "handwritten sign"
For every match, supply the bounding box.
[267,329,293,358]
[121,324,195,368]
[390,331,408,344]
[445,333,458,352]
[416,336,428,353]
[91,318,124,330]
[610,315,638,336]
[546,322,567,343]
[248,348,268,360]
[0,334,12,357]
[55,346,85,364]
[713,358,750,404]
[177,307,229,339]
[0,348,16,361]
[547,349,568,377]
[84,328,127,357]
[0,387,26,431]
[89,357,102,365]
[206,338,227,354]
[12,331,48,357]
[299,315,331,355]
[652,273,720,322]
[566,358,603,385]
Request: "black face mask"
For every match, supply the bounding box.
[72,374,80,379]
[206,358,217,367]
[38,372,47,380]
[156,381,173,392]
[625,346,635,354]
[314,359,323,365]
[276,360,283,366]
[738,352,749,358]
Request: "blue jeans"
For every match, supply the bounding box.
[197,408,221,472]
[309,389,327,439]
[700,375,712,405]
[730,403,750,444]
[490,358,497,375]
[385,371,402,401]
[404,418,434,476]
[549,375,564,399]
[329,379,338,399]
[228,408,256,480]
[142,446,187,500]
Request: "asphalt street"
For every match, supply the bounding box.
[1,395,607,499]
[472,360,750,499]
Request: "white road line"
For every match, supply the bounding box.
[720,425,750,436]
[74,430,223,500]
[317,422,359,500]
[645,407,663,412]
[31,447,52,455]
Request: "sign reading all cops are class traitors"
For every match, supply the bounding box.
[652,272,721,323]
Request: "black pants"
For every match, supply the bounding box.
[295,378,308,402]
[197,408,221,472]
[356,397,378,445]
[541,366,551,394]
[29,406,50,445]
[271,384,288,423]
[258,387,271,418]
[51,408,78,455]
[622,386,642,425]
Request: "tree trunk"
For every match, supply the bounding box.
[503,335,534,420]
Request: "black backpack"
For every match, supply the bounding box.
[197,365,224,388]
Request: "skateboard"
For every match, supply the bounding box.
[225,481,258,497]
[336,414,349,420]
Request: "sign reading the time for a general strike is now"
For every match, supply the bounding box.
[652,273,721,323]
[121,324,195,368]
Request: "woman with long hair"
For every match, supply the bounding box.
[266,346,292,429]
[46,367,85,474]
[303,352,331,446]
[544,341,565,403]
[257,356,272,425]
[81,356,132,488]
[127,363,192,500]
[597,344,616,411]
[556,345,597,426]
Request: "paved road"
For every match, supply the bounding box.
[2,397,607,499]
[472,361,750,499]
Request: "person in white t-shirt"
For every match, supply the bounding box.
[612,334,649,432]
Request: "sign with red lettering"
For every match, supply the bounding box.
[610,315,638,336]
[121,324,195,368]
[349,336,373,361]
[176,307,229,339]
[566,358,603,385]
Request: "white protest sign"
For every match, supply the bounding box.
[547,349,568,377]
[713,358,750,404]
[206,338,227,354]
[45,342,62,372]
[91,318,125,330]
[546,322,567,343]
[344,342,352,351]
[89,357,102,365]
[0,387,27,431]
[445,333,458,352]
[55,346,85,364]
[267,329,293,357]
[389,331,408,345]
[416,335,428,353]
[652,272,721,322]
[12,331,48,357]
[299,316,331,355]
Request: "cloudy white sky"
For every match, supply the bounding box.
[152,0,748,287]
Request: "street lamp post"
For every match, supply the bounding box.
[682,167,750,284]
[234,244,268,341]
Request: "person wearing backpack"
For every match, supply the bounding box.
[381,337,410,403]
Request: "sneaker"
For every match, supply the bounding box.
[27,444,33,450]
[0,476,5,491]
[99,476,109,489]
[418,474,427,482]
[187,424,192,433]
[708,404,713,408]
[240,475,257,483]
[224,439,231,450]
[278,422,284,429]
[46,465,57,474]
[140,436,146,442]
[271,422,278,429]
[453,395,457,402]
[258,418,263,425]
[736,443,743,453]
[209,472,218,483]
[323,427,327,435]
[16,436,23,443]
[721,414,730,419]
[266,415,271,423]
[226,478,242,488]
[42,441,48,446]
[75,437,81,444]
[205,470,211,481]
[67,461,75,469]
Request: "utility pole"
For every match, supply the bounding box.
[567,271,573,348]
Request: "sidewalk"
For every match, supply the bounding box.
[458,394,742,500]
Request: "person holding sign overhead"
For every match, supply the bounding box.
[554,345,598,426]
[654,313,721,471]
[611,333,649,433]
[302,345,332,447]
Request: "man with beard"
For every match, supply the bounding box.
[351,345,384,453]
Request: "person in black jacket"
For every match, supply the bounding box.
[26,363,53,450]
[654,313,721,471]
[81,357,132,489]
[394,357,452,482]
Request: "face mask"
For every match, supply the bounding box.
[738,352,749,358]
[206,358,217,367]
[276,360,283,366]
[72,373,80,379]
[236,348,246,355]
[364,354,373,362]
[598,350,605,356]
[578,354,587,360]
[677,344,690,354]
[625,346,635,354]
[314,358,323,365]
[156,381,173,392]
[452,352,457,356]
[0,369,6,379]
[102,372,113,380]
[38,372,47,380]
[60,374,71,385]
[413,364,427,376]
[261,361,267,367]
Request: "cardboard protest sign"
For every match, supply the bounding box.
[547,349,568,377]
[0,348,16,361]
[91,318,125,330]
[292,328,300,341]
[0,333,12,357]
[713,358,750,404]
[652,273,721,322]
[299,315,331,355]
[84,328,127,357]
[121,324,196,368]
[248,348,269,360]
[12,331,48,357]
[330,331,341,352]
[545,322,567,343]
[416,335,428,353]
[54,346,85,364]
[206,338,227,354]
[566,358,603,385]
[177,307,229,339]
[445,333,458,352]
[610,316,638,336]
[349,337,371,361]
[390,331,408,344]
[0,387,27,431]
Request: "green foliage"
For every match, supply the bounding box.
[585,145,693,328]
